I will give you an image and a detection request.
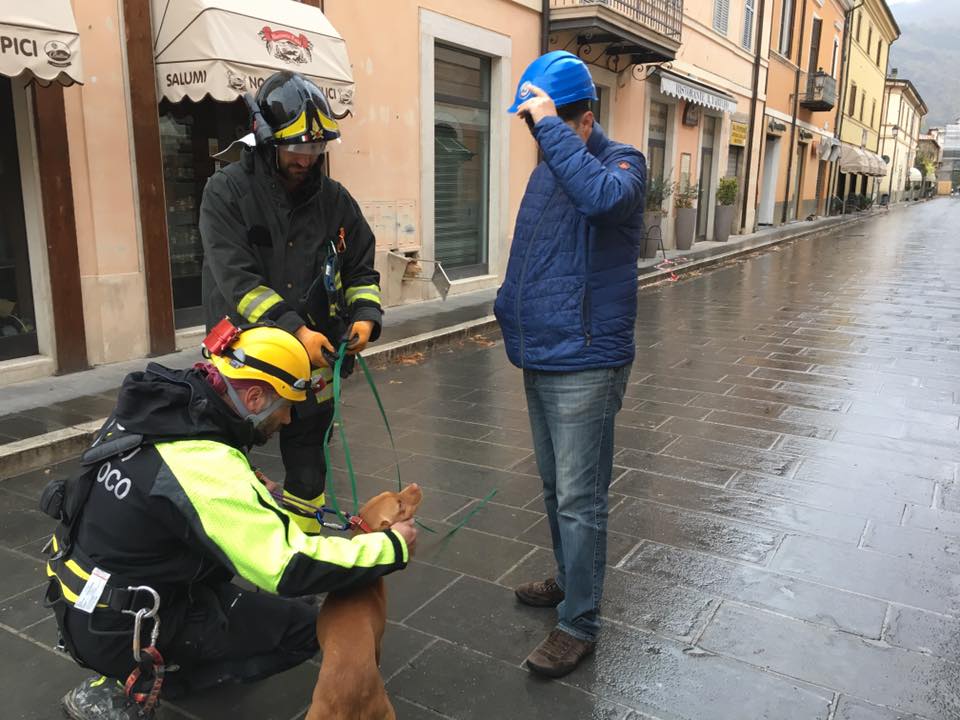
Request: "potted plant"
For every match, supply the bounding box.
[672,180,698,250]
[642,176,672,258]
[714,177,738,243]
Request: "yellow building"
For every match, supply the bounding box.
[832,0,900,205]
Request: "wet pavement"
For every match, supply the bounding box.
[3,199,960,719]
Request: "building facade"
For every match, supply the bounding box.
[939,121,960,193]
[2,0,547,384]
[832,0,899,205]
[878,74,926,203]
[918,129,946,195]
[758,0,851,226]
[2,0,925,386]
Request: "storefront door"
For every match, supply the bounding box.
[159,98,248,329]
[0,78,39,360]
[697,115,717,239]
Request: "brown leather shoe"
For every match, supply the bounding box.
[525,628,595,678]
[514,577,564,608]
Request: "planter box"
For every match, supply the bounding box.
[674,207,696,250]
[714,205,735,243]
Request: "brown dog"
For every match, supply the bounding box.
[306,483,422,720]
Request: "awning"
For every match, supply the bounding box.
[152,0,354,114]
[0,0,84,85]
[839,144,870,174]
[659,70,738,115]
[909,167,922,183]
[866,151,887,177]
[817,136,841,161]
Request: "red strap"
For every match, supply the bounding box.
[125,646,165,714]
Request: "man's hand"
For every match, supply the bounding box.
[345,320,375,355]
[254,469,281,495]
[295,325,336,368]
[390,518,417,556]
[516,84,557,127]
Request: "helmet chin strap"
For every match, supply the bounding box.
[223,382,289,430]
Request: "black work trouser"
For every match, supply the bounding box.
[279,399,335,502]
[63,583,318,699]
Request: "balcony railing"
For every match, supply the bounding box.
[549,0,684,43]
[800,71,837,112]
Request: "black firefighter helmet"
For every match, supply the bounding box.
[250,72,341,148]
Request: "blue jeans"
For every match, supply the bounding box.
[523,365,631,642]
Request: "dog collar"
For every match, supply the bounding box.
[348,514,376,534]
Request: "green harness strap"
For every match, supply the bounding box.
[320,342,496,538]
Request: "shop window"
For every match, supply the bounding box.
[0,78,38,360]
[434,44,491,279]
[647,101,669,197]
[159,98,248,329]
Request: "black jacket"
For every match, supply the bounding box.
[199,148,382,342]
[57,364,406,636]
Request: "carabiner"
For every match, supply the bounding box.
[122,585,161,662]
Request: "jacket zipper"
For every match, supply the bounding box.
[581,285,592,347]
[516,188,559,368]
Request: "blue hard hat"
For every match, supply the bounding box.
[507,51,598,113]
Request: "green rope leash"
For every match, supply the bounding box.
[321,341,497,539]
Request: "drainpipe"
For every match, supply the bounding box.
[541,0,549,54]
[781,0,808,224]
[830,1,863,212]
[888,86,903,203]
[742,0,768,232]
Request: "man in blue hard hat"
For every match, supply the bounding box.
[494,51,646,678]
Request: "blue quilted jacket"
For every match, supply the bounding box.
[494,118,646,371]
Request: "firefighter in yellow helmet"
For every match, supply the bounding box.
[43,324,416,720]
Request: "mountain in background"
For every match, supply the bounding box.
[888,0,960,129]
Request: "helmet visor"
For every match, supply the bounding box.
[280,142,327,157]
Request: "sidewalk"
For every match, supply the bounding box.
[0,208,876,477]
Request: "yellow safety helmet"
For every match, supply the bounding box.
[208,325,312,403]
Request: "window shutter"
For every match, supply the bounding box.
[713,0,730,35]
[742,0,755,49]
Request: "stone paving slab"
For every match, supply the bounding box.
[2,202,960,719]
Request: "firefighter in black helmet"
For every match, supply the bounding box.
[200,71,383,532]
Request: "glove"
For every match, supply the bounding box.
[321,344,356,379]
[294,326,336,368]
[346,320,375,355]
